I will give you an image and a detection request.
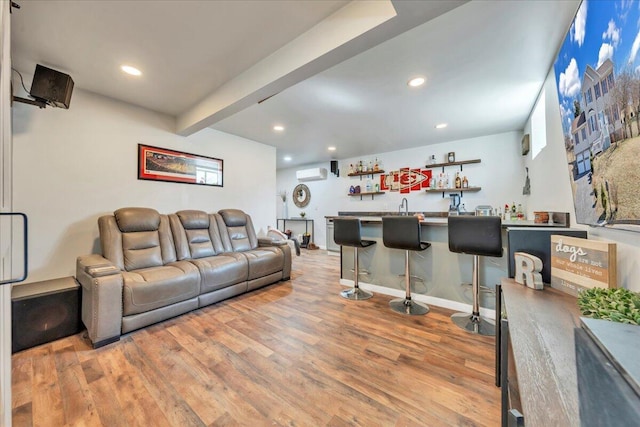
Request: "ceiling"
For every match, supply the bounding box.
[11,0,580,170]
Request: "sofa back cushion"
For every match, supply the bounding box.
[99,207,177,271]
[216,209,258,252]
[170,210,226,260]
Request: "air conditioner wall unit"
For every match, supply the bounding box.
[296,167,327,181]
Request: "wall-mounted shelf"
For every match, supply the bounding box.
[347,170,385,180]
[347,191,385,200]
[425,187,481,197]
[425,159,481,169]
[425,158,481,197]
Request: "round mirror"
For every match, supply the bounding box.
[293,184,311,208]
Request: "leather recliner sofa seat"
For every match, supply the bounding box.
[76,207,291,348]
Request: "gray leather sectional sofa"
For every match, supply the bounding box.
[76,207,291,348]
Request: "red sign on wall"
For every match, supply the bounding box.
[380,168,432,192]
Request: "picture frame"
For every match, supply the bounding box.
[138,144,223,187]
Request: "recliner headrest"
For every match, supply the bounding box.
[114,207,160,232]
[219,209,247,227]
[176,210,210,229]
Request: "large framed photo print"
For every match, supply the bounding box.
[138,144,223,187]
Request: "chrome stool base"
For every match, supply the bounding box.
[341,287,373,300]
[451,312,495,336]
[389,297,429,315]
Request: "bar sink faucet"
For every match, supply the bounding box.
[448,194,460,216]
[399,198,408,216]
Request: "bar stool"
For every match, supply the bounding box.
[382,216,431,315]
[334,218,375,300]
[448,215,502,336]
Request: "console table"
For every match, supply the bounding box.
[277,218,314,247]
[496,278,581,427]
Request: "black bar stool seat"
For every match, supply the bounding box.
[448,215,503,336]
[382,216,431,315]
[334,218,376,300]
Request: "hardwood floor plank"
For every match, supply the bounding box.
[12,250,500,426]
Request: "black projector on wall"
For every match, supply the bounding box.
[29,64,74,109]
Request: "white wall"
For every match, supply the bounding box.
[277,131,526,249]
[12,87,276,284]
[525,69,640,291]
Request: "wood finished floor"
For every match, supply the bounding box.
[12,250,500,426]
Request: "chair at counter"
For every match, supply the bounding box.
[447,215,502,336]
[333,218,376,300]
[381,216,431,315]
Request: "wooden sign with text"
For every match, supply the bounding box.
[550,235,617,296]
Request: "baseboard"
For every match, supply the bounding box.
[339,279,496,320]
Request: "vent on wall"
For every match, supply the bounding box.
[296,168,327,182]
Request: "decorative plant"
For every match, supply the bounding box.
[300,211,306,217]
[578,287,640,325]
[278,191,287,203]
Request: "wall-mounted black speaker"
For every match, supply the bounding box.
[29,64,74,109]
[12,277,82,353]
[330,160,339,177]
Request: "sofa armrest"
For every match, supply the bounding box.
[76,255,123,348]
[258,237,288,247]
[257,239,292,280]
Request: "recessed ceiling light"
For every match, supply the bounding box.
[408,77,425,87]
[121,65,142,76]
[328,146,336,151]
[283,156,292,161]
[435,123,448,129]
[273,125,285,132]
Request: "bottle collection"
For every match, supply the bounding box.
[431,171,470,189]
[501,202,525,220]
[349,158,382,174]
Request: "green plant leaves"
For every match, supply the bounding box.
[577,287,640,325]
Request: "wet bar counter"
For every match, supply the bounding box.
[329,212,572,312]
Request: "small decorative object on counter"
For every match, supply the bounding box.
[534,211,550,224]
[447,151,455,163]
[462,175,469,188]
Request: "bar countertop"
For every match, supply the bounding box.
[325,212,570,227]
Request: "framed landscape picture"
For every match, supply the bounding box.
[138,144,223,187]
[553,0,640,231]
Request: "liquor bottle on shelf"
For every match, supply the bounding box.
[455,172,462,189]
[349,164,354,174]
[374,158,379,172]
[462,176,469,188]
